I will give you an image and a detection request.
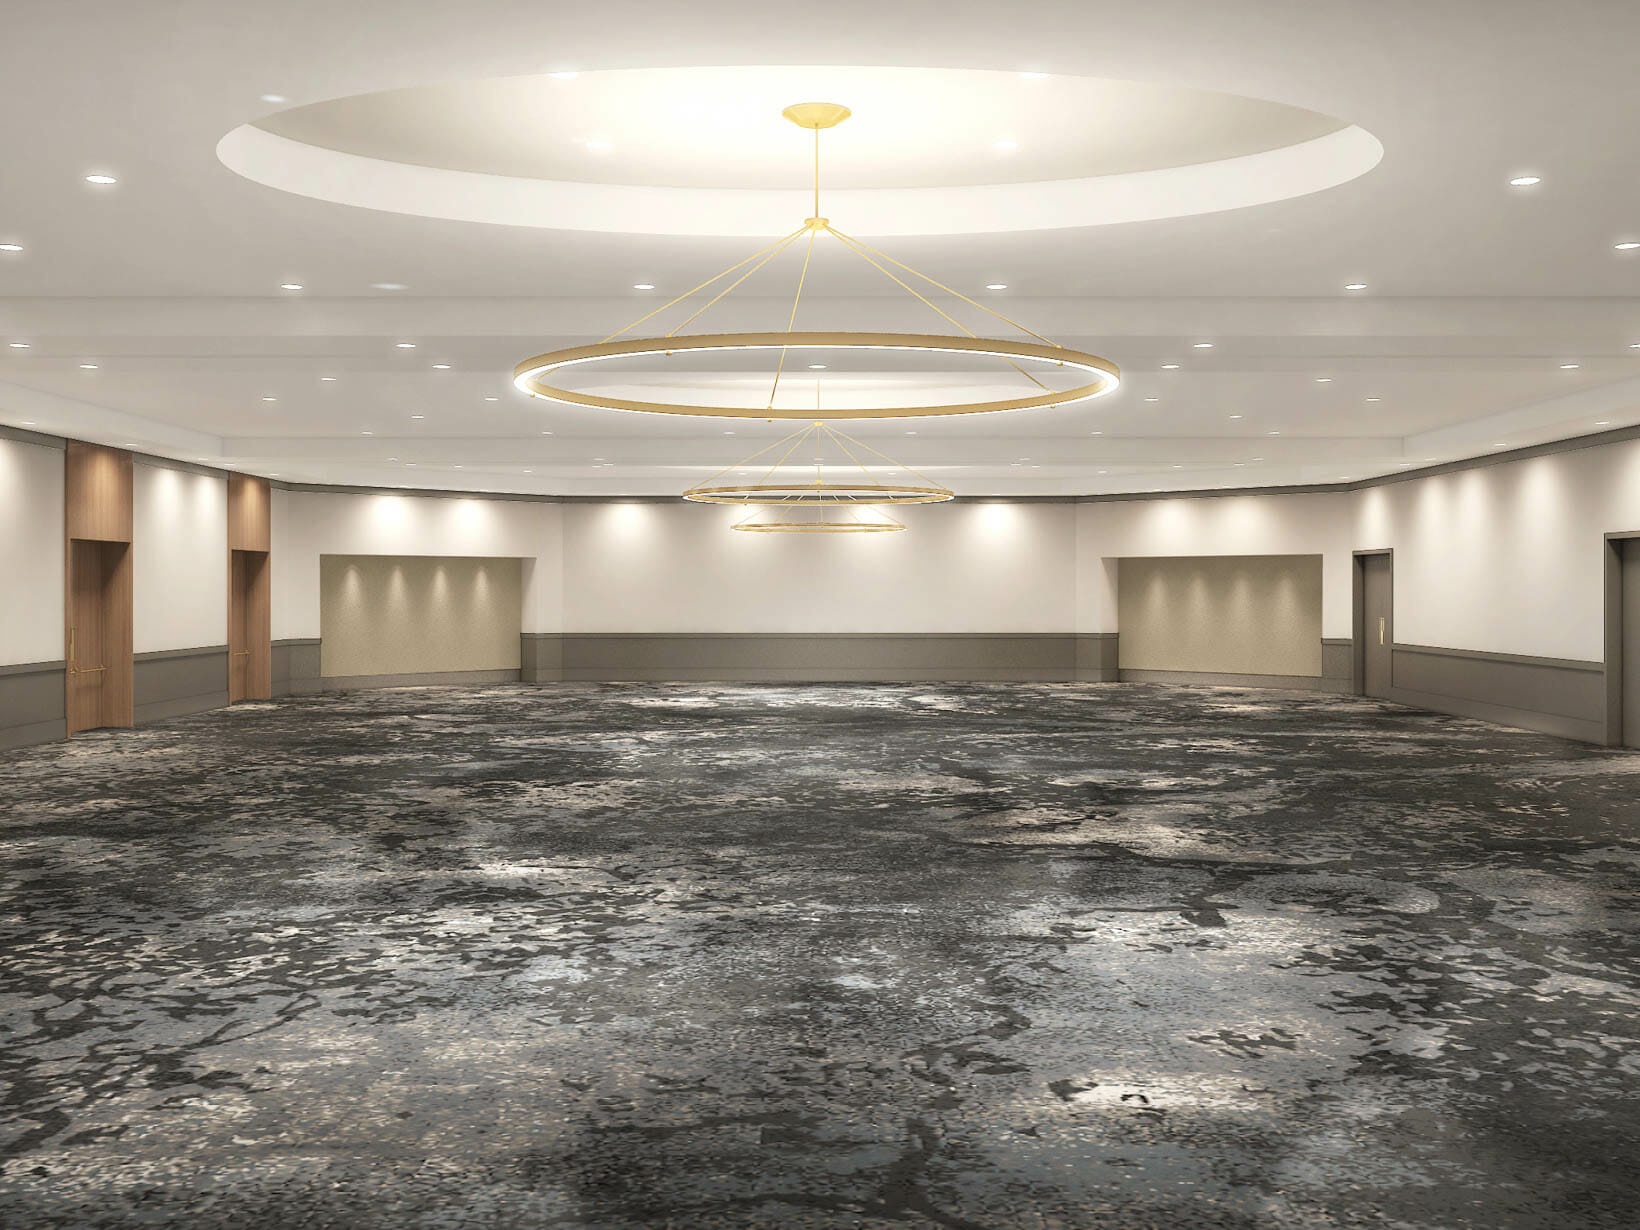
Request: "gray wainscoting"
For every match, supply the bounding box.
[320,667,521,691]
[0,659,66,750]
[1382,643,1605,743]
[1321,638,1354,694]
[272,638,322,697]
[134,645,228,724]
[531,634,1096,683]
[1114,638,1353,693]
[1076,633,1119,683]
[520,633,563,685]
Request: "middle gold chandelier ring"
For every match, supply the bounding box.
[513,331,1121,420]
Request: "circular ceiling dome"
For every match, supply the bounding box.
[219,66,1382,237]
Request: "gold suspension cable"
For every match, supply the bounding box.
[826,228,1050,393]
[600,226,806,344]
[666,229,807,337]
[822,421,946,490]
[752,422,818,488]
[827,225,1063,349]
[693,420,815,489]
[766,225,820,409]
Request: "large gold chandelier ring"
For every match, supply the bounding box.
[513,331,1120,420]
[683,481,952,505]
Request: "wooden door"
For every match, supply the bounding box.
[229,549,271,701]
[67,541,108,733]
[1623,540,1640,748]
[1361,554,1393,698]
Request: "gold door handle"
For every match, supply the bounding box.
[231,651,250,657]
[68,625,75,664]
[76,666,106,674]
[1378,616,1386,646]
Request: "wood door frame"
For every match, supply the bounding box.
[1603,531,1640,747]
[1351,549,1394,695]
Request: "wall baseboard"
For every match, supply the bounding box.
[1119,667,1330,690]
[1380,643,1605,743]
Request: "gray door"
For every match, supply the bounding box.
[1362,554,1393,698]
[1624,540,1640,748]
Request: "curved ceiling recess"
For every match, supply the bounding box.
[218,66,1382,237]
[513,101,1121,422]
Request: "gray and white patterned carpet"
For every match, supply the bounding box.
[2,682,1639,1229]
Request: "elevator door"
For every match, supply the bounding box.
[1361,554,1393,698]
[1623,540,1640,748]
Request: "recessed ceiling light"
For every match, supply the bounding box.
[0,243,22,252]
[320,376,337,382]
[21,420,34,426]
[523,469,533,474]
[1172,464,1182,469]
[483,395,499,401]
[1366,397,1382,402]
[261,396,276,402]
[1596,420,1611,426]
[1315,377,1332,383]
[541,431,553,435]
[1615,242,1640,251]
[1267,430,1281,435]
[8,341,28,348]
[985,283,1008,291]
[1229,414,1243,419]
[78,362,98,369]
[361,431,373,436]
[279,283,303,291]
[1509,176,1541,187]
[1161,363,1180,370]
[807,363,827,369]
[395,342,416,349]
[1143,396,1159,402]
[431,363,451,369]
[1252,457,1264,462]
[1090,430,1103,436]
[410,414,425,419]
[260,93,288,104]
[387,456,398,461]
[722,431,735,435]
[1193,342,1214,349]
[405,462,416,466]
[1398,462,1413,467]
[904,430,917,435]
[632,283,655,290]
[1344,283,1367,291]
[84,174,117,185]
[993,139,1018,152]
[371,282,407,291]
[1560,363,1580,369]
[1630,343,1640,349]
[1493,443,1508,448]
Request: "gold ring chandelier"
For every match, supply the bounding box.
[686,412,953,534]
[514,102,1121,420]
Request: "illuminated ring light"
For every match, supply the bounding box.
[733,519,905,534]
[513,331,1120,420]
[683,482,952,505]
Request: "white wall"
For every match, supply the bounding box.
[1077,492,1355,638]
[274,490,563,640]
[0,437,64,666]
[133,462,226,653]
[1355,438,1640,662]
[562,500,1077,632]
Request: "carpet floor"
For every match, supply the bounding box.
[2,682,1639,1229]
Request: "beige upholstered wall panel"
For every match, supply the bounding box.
[319,555,522,679]
[1117,554,1323,676]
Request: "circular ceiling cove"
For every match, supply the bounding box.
[218,66,1382,237]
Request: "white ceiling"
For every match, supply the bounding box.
[1,0,1638,496]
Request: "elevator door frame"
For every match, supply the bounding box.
[1603,531,1640,747]
[1351,549,1395,697]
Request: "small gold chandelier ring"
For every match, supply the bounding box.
[513,331,1120,420]
[683,482,952,505]
[732,520,906,533]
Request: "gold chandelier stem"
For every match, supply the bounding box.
[766,226,821,409]
[827,229,1050,393]
[600,226,806,344]
[827,225,1063,349]
[666,229,808,337]
[814,126,820,219]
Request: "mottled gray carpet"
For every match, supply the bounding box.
[2,682,1639,1229]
